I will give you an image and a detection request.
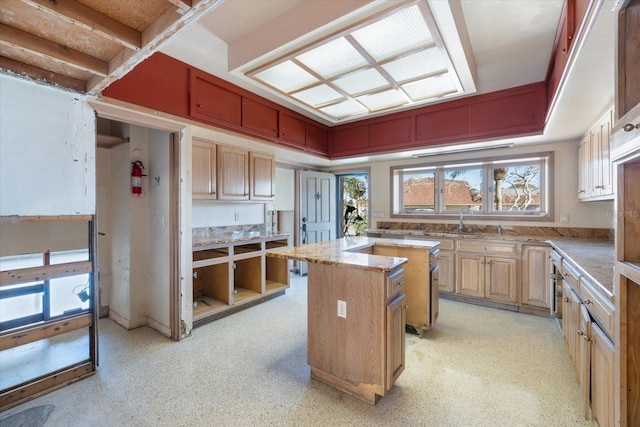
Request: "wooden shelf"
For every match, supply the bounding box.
[265,280,287,294]
[192,236,290,326]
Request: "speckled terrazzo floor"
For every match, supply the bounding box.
[1,275,591,427]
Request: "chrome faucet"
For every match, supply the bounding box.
[458,209,465,232]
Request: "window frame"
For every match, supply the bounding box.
[390,151,553,221]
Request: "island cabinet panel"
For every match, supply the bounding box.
[369,116,412,148]
[279,112,306,147]
[305,123,329,155]
[307,262,404,404]
[372,245,438,337]
[190,69,242,126]
[241,97,278,138]
[329,124,370,156]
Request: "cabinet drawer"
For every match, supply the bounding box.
[562,261,581,288]
[580,279,614,338]
[457,240,517,256]
[386,268,405,301]
[437,239,455,251]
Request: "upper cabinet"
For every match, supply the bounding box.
[193,141,275,202]
[192,139,216,200]
[190,69,241,127]
[242,98,278,139]
[217,145,249,201]
[249,152,275,201]
[279,111,329,156]
[578,108,614,201]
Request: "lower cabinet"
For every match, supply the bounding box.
[192,236,290,325]
[307,263,405,404]
[560,253,615,427]
[457,253,518,304]
[521,245,552,313]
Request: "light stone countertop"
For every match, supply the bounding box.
[547,239,615,298]
[192,231,291,249]
[266,236,439,272]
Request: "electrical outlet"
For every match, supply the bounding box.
[560,213,569,223]
[234,212,240,222]
[337,300,347,318]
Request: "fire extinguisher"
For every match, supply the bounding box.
[131,160,145,196]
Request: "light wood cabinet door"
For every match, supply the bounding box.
[457,253,484,298]
[591,322,615,427]
[249,152,275,201]
[578,304,592,421]
[578,134,591,199]
[522,245,552,311]
[562,283,581,382]
[192,139,216,199]
[386,293,406,389]
[437,251,455,293]
[217,145,249,200]
[485,256,518,304]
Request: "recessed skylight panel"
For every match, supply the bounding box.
[295,37,368,78]
[358,89,408,111]
[254,60,319,93]
[402,74,459,101]
[351,5,433,62]
[382,48,447,83]
[332,68,390,96]
[291,84,344,107]
[319,99,368,119]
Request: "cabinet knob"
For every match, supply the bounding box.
[563,297,569,302]
[404,305,409,311]
[577,330,584,336]
[584,299,592,305]
[397,281,404,287]
[623,123,639,132]
[583,335,592,342]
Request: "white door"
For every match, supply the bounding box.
[300,170,336,275]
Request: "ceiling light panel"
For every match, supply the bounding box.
[291,84,344,107]
[295,37,368,79]
[254,60,318,93]
[332,68,390,96]
[358,89,408,111]
[320,99,368,119]
[402,74,459,101]
[382,48,447,83]
[351,5,434,62]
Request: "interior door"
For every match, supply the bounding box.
[299,170,336,275]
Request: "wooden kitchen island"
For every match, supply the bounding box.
[266,236,439,404]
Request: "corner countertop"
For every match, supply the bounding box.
[192,231,291,249]
[266,236,439,272]
[547,239,615,299]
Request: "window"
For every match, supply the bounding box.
[392,153,551,220]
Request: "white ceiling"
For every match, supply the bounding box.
[160,0,616,168]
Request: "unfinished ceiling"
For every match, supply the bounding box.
[0,0,224,93]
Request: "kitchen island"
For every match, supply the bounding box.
[266,236,439,404]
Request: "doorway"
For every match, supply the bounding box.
[337,172,369,237]
[299,170,336,275]
[96,118,180,339]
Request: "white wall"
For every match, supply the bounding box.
[0,75,95,216]
[362,139,614,229]
[192,202,265,228]
[146,128,171,332]
[275,168,296,211]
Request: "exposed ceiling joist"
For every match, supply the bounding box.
[166,0,193,15]
[0,23,108,76]
[0,56,86,92]
[20,0,142,51]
